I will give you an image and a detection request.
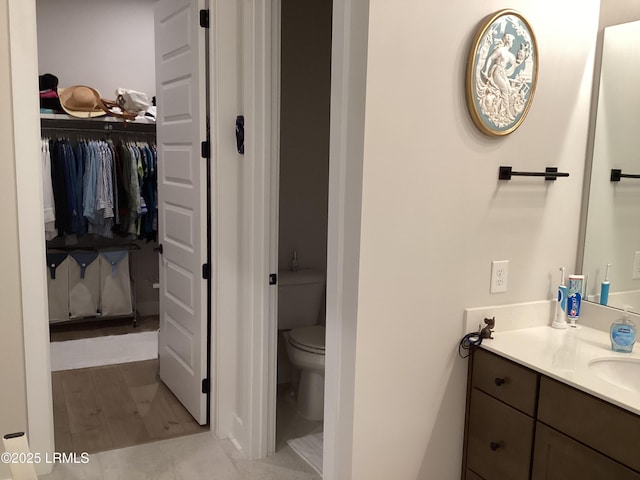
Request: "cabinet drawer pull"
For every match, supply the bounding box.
[489,441,501,451]
[494,377,506,387]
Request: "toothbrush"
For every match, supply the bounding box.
[552,267,568,329]
[600,263,611,306]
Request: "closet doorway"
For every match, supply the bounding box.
[36,0,211,454]
[273,0,332,471]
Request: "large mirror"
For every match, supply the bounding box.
[582,20,640,314]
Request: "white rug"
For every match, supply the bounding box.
[287,432,323,476]
[50,331,158,371]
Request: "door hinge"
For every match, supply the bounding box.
[269,273,277,285]
[202,263,210,280]
[199,9,210,29]
[201,140,210,159]
[201,378,210,394]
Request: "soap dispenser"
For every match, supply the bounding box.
[610,305,636,353]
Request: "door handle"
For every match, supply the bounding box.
[236,115,244,154]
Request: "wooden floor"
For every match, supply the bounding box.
[52,358,208,454]
[50,315,159,342]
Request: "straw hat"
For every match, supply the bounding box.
[58,85,107,118]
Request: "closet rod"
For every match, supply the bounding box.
[41,126,155,135]
[41,118,156,136]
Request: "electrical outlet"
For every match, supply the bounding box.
[490,260,509,293]
[633,251,640,280]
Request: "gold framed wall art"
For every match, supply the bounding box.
[466,9,538,136]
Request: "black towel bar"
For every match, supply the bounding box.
[499,166,569,181]
[610,169,640,182]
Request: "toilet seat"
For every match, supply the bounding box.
[289,326,325,355]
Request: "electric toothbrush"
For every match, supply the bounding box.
[600,263,611,306]
[552,267,569,329]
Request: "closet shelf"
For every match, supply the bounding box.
[41,115,156,135]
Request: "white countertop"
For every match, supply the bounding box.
[480,324,640,416]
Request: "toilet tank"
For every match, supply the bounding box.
[278,269,325,330]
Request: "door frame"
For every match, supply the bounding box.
[9,0,55,475]
[212,0,280,459]
[229,0,369,476]
[13,0,369,478]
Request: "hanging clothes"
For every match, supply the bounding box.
[93,140,115,238]
[41,139,57,240]
[49,139,70,235]
[43,133,157,241]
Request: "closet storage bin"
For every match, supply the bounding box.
[68,252,100,318]
[99,251,133,316]
[46,253,70,322]
[47,248,135,324]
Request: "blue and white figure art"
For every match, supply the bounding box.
[466,10,538,136]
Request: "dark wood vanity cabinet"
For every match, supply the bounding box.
[464,349,537,480]
[462,348,640,480]
[532,422,640,480]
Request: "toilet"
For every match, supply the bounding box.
[278,269,325,421]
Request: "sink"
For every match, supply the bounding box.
[588,357,640,393]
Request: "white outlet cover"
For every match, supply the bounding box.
[633,251,640,280]
[491,260,509,293]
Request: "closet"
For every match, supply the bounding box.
[36,0,161,333]
[41,116,158,328]
[35,0,212,455]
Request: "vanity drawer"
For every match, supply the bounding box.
[538,377,640,473]
[467,389,535,480]
[465,469,485,480]
[472,348,538,415]
[532,422,640,480]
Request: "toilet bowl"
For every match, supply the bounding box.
[285,325,325,421]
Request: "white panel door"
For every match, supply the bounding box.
[155,0,208,425]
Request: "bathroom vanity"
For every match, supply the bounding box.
[461,326,640,480]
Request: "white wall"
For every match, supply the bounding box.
[278,0,332,273]
[350,1,599,479]
[35,0,156,100]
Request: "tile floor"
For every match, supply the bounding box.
[46,317,323,478]
[43,381,323,479]
[40,431,322,480]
